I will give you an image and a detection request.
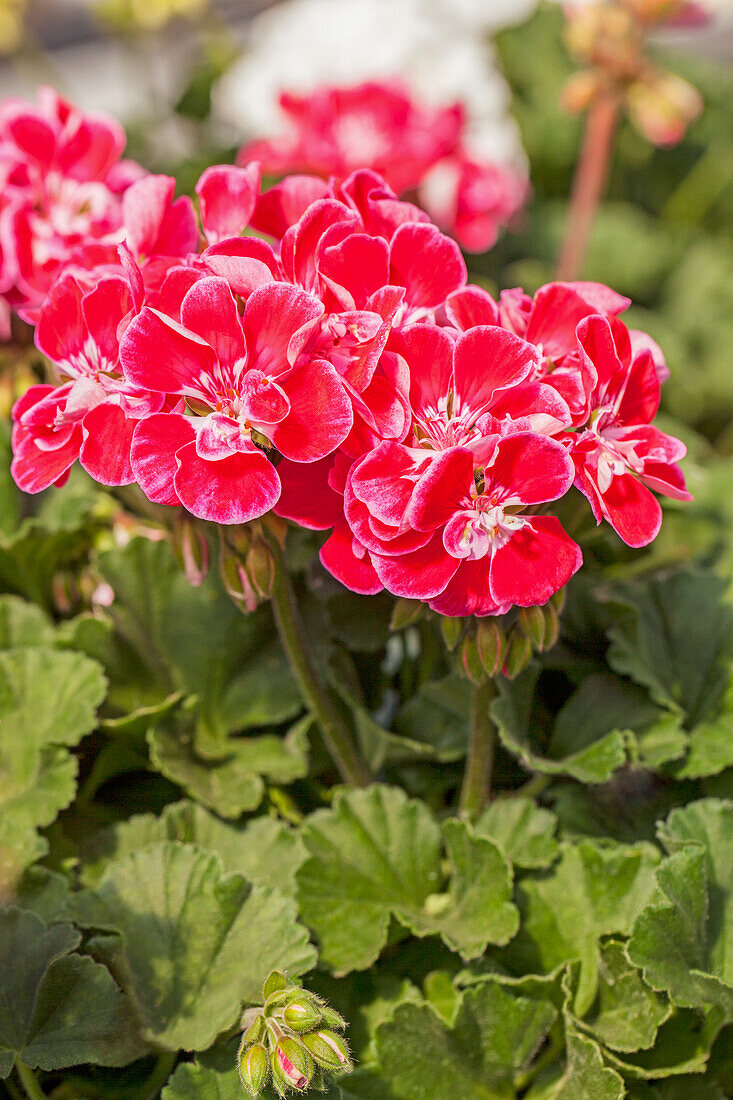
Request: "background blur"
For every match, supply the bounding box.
[2,0,733,576]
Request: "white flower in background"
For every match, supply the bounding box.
[213,0,538,169]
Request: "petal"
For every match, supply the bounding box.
[196,163,261,242]
[429,559,505,617]
[318,234,390,310]
[389,222,466,311]
[489,516,582,607]
[10,422,81,493]
[576,315,623,394]
[406,447,474,532]
[79,403,135,485]
[35,274,85,366]
[320,525,383,595]
[130,411,195,506]
[179,276,245,372]
[640,462,692,502]
[616,350,660,425]
[485,432,574,506]
[270,360,352,461]
[350,441,419,525]
[120,307,217,397]
[527,282,627,360]
[390,325,454,423]
[240,370,291,426]
[593,472,663,548]
[250,174,331,240]
[453,326,538,418]
[275,457,345,531]
[372,534,460,599]
[243,283,323,378]
[81,276,132,364]
[445,285,499,330]
[202,237,282,298]
[174,440,281,524]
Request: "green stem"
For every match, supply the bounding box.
[459,679,498,818]
[264,529,371,787]
[134,1051,178,1100]
[516,773,553,800]
[15,1065,46,1100]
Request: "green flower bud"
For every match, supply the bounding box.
[543,602,560,651]
[238,1042,269,1097]
[262,969,289,999]
[242,1013,266,1045]
[503,630,533,680]
[172,514,209,587]
[265,988,294,1014]
[318,1003,347,1031]
[245,538,276,601]
[219,546,259,614]
[519,605,546,651]
[283,996,322,1032]
[301,1029,352,1072]
[440,615,465,651]
[476,619,506,676]
[272,1037,313,1092]
[549,587,566,614]
[460,634,485,685]
[390,597,424,631]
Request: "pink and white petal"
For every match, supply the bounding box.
[81,276,132,364]
[243,283,324,378]
[250,174,331,241]
[489,516,582,607]
[527,282,627,360]
[429,558,504,617]
[156,195,199,258]
[318,234,390,310]
[390,325,454,423]
[453,326,538,417]
[79,403,135,485]
[195,413,244,460]
[35,274,85,366]
[120,307,217,397]
[640,462,692,502]
[174,441,280,524]
[598,473,663,548]
[123,175,176,258]
[616,350,660,425]
[130,411,195,506]
[270,360,352,461]
[179,276,245,371]
[239,370,291,426]
[196,163,261,242]
[445,285,499,330]
[372,534,460,600]
[202,237,282,298]
[406,447,474,533]
[576,315,624,393]
[320,525,383,595]
[389,222,466,311]
[10,423,81,494]
[486,432,575,505]
[491,381,572,433]
[350,441,419,525]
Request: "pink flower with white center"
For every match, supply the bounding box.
[345,432,581,616]
[570,314,691,547]
[120,276,354,524]
[0,87,145,325]
[11,271,162,492]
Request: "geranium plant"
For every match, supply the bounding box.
[0,6,731,1098]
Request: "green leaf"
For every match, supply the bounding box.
[148,717,309,818]
[96,538,301,751]
[12,866,73,924]
[0,909,145,1078]
[607,571,733,726]
[505,840,660,1015]
[628,798,733,1017]
[475,797,560,869]
[0,646,106,748]
[81,801,306,895]
[394,674,472,761]
[68,841,316,1051]
[601,1009,718,1080]
[374,982,557,1099]
[162,1039,242,1100]
[296,786,517,973]
[576,941,671,1053]
[493,668,628,783]
[550,1024,625,1100]
[0,597,54,649]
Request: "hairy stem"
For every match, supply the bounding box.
[555,93,619,281]
[136,1051,177,1100]
[459,678,498,818]
[264,529,371,787]
[15,1065,46,1100]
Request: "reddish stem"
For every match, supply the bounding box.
[555,93,620,282]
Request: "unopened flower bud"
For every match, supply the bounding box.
[476,620,506,676]
[440,615,464,651]
[272,1038,313,1093]
[265,988,294,1014]
[519,606,546,651]
[301,1029,352,1072]
[390,598,424,631]
[245,538,276,600]
[318,1003,347,1030]
[561,69,602,114]
[219,548,259,613]
[549,587,566,615]
[262,969,289,999]
[626,70,703,148]
[172,514,209,587]
[543,603,560,651]
[460,634,485,685]
[238,1042,269,1097]
[503,630,533,680]
[283,996,322,1032]
[242,1014,266,1045]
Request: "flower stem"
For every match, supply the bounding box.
[15,1065,46,1100]
[555,92,619,281]
[264,529,371,787]
[459,678,498,818]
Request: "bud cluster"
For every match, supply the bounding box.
[443,588,566,686]
[237,970,352,1097]
[219,517,286,614]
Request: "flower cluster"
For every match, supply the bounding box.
[237,970,351,1097]
[239,80,528,253]
[10,141,690,616]
[0,86,144,335]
